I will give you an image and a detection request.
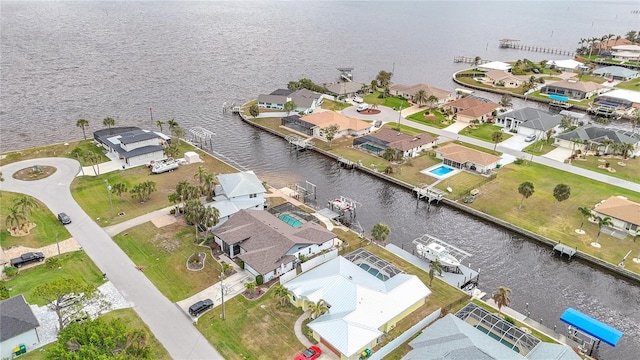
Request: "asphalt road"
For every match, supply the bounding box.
[0,158,224,360]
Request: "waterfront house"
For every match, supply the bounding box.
[496,107,561,133]
[93,127,170,167]
[597,38,633,51]
[206,171,266,224]
[593,196,640,235]
[546,59,589,72]
[299,111,371,141]
[325,81,364,97]
[483,70,523,88]
[477,61,512,72]
[389,83,453,106]
[0,295,40,359]
[443,97,500,123]
[554,125,640,156]
[283,255,431,359]
[257,88,324,114]
[593,89,640,109]
[353,127,437,158]
[212,209,336,282]
[434,143,501,174]
[611,44,640,62]
[541,79,606,101]
[592,66,640,81]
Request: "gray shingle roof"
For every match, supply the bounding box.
[498,107,562,130]
[257,94,286,105]
[556,124,639,144]
[0,295,40,342]
[593,66,639,78]
[118,130,158,145]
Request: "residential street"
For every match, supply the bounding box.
[0,158,224,360]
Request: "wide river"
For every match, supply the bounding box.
[2,2,639,359]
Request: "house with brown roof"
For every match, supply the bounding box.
[389,83,454,106]
[483,70,523,88]
[443,98,500,123]
[353,128,437,158]
[212,209,336,282]
[434,143,501,173]
[299,111,372,141]
[593,196,640,235]
[541,79,607,100]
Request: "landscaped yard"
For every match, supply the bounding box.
[112,221,221,302]
[363,91,411,109]
[0,140,108,167]
[433,171,490,200]
[407,109,452,129]
[522,140,556,156]
[320,99,352,111]
[5,251,104,306]
[469,161,640,273]
[458,123,513,143]
[0,192,71,248]
[570,155,640,183]
[615,77,640,91]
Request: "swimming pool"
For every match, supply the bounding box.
[358,263,389,281]
[360,143,385,154]
[430,165,455,176]
[475,325,521,353]
[278,214,303,228]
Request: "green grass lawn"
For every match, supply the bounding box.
[434,171,489,200]
[112,222,222,302]
[19,308,171,360]
[406,109,452,129]
[363,92,411,109]
[615,77,640,91]
[71,142,237,226]
[0,192,72,248]
[5,251,104,305]
[382,122,435,136]
[576,74,607,84]
[570,155,640,183]
[522,140,556,156]
[458,123,513,143]
[0,140,108,167]
[320,99,352,111]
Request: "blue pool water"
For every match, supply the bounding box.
[358,263,389,281]
[475,325,521,353]
[360,143,385,154]
[429,165,454,176]
[278,214,303,228]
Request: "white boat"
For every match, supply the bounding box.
[331,198,350,210]
[151,159,179,174]
[416,242,460,267]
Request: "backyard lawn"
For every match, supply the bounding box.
[458,123,513,143]
[615,77,640,91]
[0,192,71,248]
[434,171,490,200]
[0,140,108,167]
[320,99,352,111]
[569,155,640,183]
[363,91,411,109]
[112,221,221,302]
[5,251,104,306]
[407,109,451,129]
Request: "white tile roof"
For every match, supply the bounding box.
[284,257,431,357]
[478,61,512,71]
[217,171,265,198]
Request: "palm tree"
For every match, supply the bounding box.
[491,131,504,151]
[592,216,613,246]
[309,300,329,319]
[518,181,535,209]
[194,165,208,185]
[244,281,257,296]
[630,112,639,134]
[371,223,390,244]
[600,138,614,155]
[13,195,38,224]
[202,205,220,241]
[376,70,393,90]
[620,142,634,159]
[221,262,233,275]
[492,286,512,314]
[202,173,216,199]
[112,182,128,202]
[625,30,637,43]
[360,83,369,94]
[428,259,442,286]
[413,89,428,107]
[168,192,181,216]
[273,284,292,306]
[427,95,439,109]
[184,199,206,242]
[156,120,166,133]
[472,56,481,69]
[76,118,89,140]
[577,206,592,233]
[5,206,26,231]
[552,184,571,211]
[499,94,513,108]
[167,119,178,136]
[102,117,115,129]
[370,79,378,92]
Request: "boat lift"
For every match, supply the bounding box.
[412,234,473,266]
[327,196,361,227]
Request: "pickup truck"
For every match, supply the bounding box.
[10,252,45,268]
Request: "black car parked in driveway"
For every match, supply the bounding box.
[57,212,71,224]
[10,252,45,268]
[189,299,214,317]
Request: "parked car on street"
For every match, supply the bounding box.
[57,212,71,225]
[294,345,321,360]
[10,252,45,268]
[188,299,214,317]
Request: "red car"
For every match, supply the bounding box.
[295,345,321,360]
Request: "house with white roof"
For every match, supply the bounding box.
[94,127,170,167]
[546,59,589,72]
[212,209,336,282]
[206,171,267,224]
[611,44,640,62]
[593,196,640,235]
[594,88,640,109]
[283,255,431,359]
[592,66,640,81]
[478,61,512,72]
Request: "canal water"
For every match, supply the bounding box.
[2,2,639,358]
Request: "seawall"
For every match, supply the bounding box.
[237,108,640,285]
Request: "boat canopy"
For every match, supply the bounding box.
[560,308,623,347]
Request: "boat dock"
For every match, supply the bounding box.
[285,135,313,151]
[553,243,577,259]
[337,157,356,169]
[453,56,491,65]
[413,185,444,203]
[498,39,575,56]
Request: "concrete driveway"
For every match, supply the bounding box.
[341,104,402,125]
[543,147,572,162]
[0,158,224,360]
[499,133,532,151]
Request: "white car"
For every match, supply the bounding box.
[356,103,369,112]
[524,134,537,142]
[353,96,364,103]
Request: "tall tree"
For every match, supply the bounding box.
[577,206,592,233]
[428,259,442,286]
[553,184,571,211]
[112,182,128,202]
[592,216,613,246]
[184,199,206,242]
[194,165,208,185]
[283,101,297,116]
[375,70,393,89]
[273,284,292,306]
[499,94,513,108]
[370,79,379,92]
[13,195,38,224]
[371,223,390,243]
[202,173,216,199]
[34,278,94,331]
[472,56,481,68]
[491,131,504,150]
[517,181,535,209]
[156,120,165,133]
[427,95,439,109]
[492,286,512,314]
[202,205,220,241]
[167,119,178,136]
[249,104,260,118]
[413,89,428,107]
[382,147,397,161]
[102,117,115,129]
[322,124,339,148]
[620,142,634,159]
[76,118,89,140]
[5,206,26,230]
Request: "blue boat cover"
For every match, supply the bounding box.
[549,94,569,102]
[560,308,623,347]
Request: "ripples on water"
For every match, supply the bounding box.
[2,2,639,358]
